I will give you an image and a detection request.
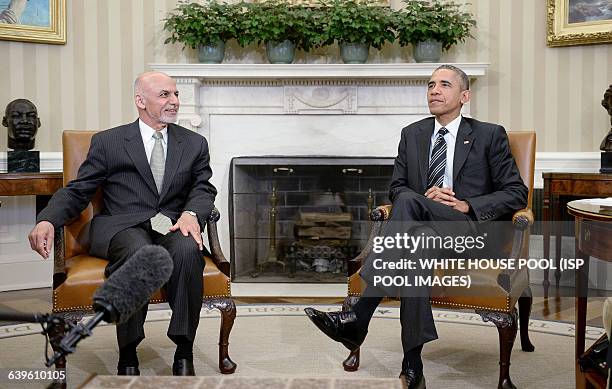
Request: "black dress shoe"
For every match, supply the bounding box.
[304,307,366,351]
[172,359,195,376]
[117,366,140,376]
[399,369,426,389]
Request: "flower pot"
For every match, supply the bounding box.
[198,39,225,64]
[413,39,442,63]
[266,40,295,64]
[340,42,369,64]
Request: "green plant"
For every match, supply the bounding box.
[237,0,325,50]
[395,0,476,51]
[163,0,241,49]
[322,0,395,49]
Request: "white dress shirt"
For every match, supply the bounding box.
[429,115,462,189]
[139,119,168,164]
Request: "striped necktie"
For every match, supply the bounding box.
[149,131,172,234]
[150,131,165,193]
[427,127,449,189]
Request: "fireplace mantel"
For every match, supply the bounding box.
[149,63,489,80]
[149,63,489,136]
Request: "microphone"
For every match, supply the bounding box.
[46,245,173,366]
[93,245,174,324]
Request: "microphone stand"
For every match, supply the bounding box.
[0,310,68,389]
[45,310,105,366]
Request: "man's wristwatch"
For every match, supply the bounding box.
[183,210,197,218]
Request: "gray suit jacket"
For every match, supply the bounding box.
[389,116,527,222]
[38,120,217,258]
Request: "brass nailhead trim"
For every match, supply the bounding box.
[53,279,233,313]
[346,291,512,312]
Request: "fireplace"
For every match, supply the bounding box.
[230,156,394,282]
[148,63,488,284]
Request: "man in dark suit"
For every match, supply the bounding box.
[304,65,527,388]
[28,71,217,376]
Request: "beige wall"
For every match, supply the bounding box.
[0,0,611,152]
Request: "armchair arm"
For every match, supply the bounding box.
[495,207,533,292]
[346,205,391,276]
[206,207,230,277]
[512,207,534,230]
[371,204,393,222]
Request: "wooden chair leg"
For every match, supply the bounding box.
[478,309,518,389]
[518,294,535,352]
[343,348,360,372]
[342,296,360,372]
[207,298,237,374]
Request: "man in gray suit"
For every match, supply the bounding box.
[305,65,527,389]
[28,71,217,376]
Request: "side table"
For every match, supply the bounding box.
[567,199,612,389]
[542,173,612,295]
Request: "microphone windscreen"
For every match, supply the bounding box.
[92,245,173,323]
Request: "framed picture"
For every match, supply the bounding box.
[547,0,612,47]
[0,0,66,44]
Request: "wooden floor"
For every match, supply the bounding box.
[0,284,608,328]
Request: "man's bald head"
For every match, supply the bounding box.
[134,71,174,96]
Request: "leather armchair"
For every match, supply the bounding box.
[49,131,237,374]
[343,132,536,389]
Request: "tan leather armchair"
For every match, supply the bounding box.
[343,132,536,389]
[49,130,237,374]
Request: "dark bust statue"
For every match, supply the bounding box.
[3,98,40,151]
[601,85,612,153]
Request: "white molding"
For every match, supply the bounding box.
[534,152,600,188]
[149,63,490,80]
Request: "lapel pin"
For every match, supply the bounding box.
[464,140,470,144]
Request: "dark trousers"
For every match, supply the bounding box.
[106,221,206,349]
[355,190,476,369]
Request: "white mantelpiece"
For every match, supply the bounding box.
[148,63,490,259]
[149,63,488,79]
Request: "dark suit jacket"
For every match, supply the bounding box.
[37,119,217,258]
[389,116,527,222]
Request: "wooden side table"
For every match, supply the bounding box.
[542,173,612,295]
[567,200,612,389]
[0,172,63,212]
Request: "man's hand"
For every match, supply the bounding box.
[28,221,54,259]
[169,212,203,251]
[424,186,470,214]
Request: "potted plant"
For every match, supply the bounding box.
[323,0,395,64]
[164,0,241,63]
[238,1,324,64]
[395,0,476,63]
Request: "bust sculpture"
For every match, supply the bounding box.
[3,98,41,172]
[3,98,40,151]
[601,85,612,152]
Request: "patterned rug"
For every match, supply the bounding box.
[0,304,603,388]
